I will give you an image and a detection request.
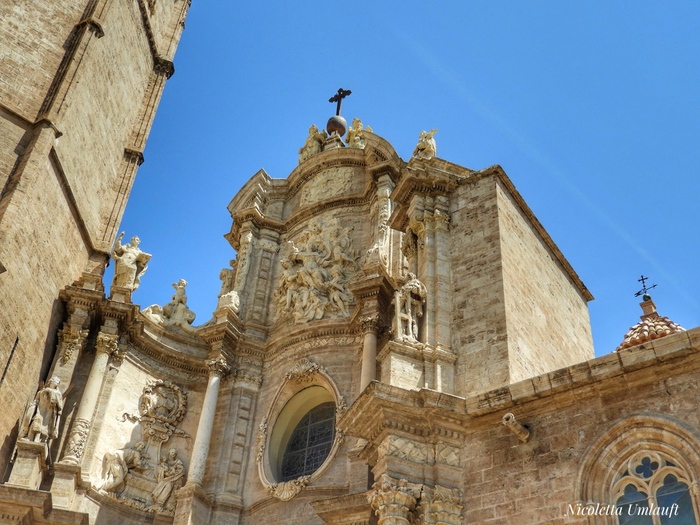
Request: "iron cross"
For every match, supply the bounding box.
[329,88,352,116]
[635,275,657,297]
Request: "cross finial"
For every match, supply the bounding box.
[329,88,352,116]
[634,274,657,298]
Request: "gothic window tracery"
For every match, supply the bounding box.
[613,452,698,525]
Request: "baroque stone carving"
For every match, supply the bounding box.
[142,279,198,334]
[268,475,311,501]
[418,485,464,525]
[148,448,185,513]
[394,273,427,343]
[59,328,89,365]
[285,357,325,383]
[274,218,357,323]
[108,381,189,514]
[96,332,119,356]
[18,376,63,444]
[111,231,151,292]
[299,167,354,207]
[346,117,372,149]
[95,441,150,496]
[412,129,437,160]
[377,436,429,464]
[63,417,90,459]
[298,124,327,164]
[207,356,232,378]
[218,259,237,298]
[255,416,268,463]
[368,474,422,525]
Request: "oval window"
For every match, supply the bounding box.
[280,401,336,481]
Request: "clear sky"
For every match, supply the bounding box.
[112,2,700,357]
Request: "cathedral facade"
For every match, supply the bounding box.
[2,3,699,525]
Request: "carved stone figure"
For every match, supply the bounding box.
[412,129,438,160]
[298,124,327,163]
[218,259,237,297]
[274,218,357,324]
[19,376,63,444]
[149,448,185,512]
[141,279,197,334]
[346,118,372,149]
[394,273,427,343]
[111,232,151,291]
[95,442,149,496]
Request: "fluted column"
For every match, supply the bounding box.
[360,316,380,391]
[186,356,231,487]
[61,332,118,464]
[368,474,422,525]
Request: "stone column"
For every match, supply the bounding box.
[61,332,119,464]
[186,356,231,488]
[367,474,422,525]
[360,316,380,391]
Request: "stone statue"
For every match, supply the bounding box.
[394,273,427,343]
[218,259,237,297]
[19,376,63,444]
[142,279,197,334]
[298,124,327,163]
[111,232,151,291]
[346,118,372,149]
[149,448,185,512]
[95,441,149,496]
[412,129,438,160]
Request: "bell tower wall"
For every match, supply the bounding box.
[0,0,190,473]
[450,166,594,396]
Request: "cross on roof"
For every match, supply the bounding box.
[329,88,352,116]
[634,274,657,297]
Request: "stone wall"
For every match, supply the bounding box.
[450,167,593,397]
[0,0,189,473]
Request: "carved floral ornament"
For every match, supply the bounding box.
[256,357,346,501]
[367,474,463,525]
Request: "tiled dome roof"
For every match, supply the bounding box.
[616,296,684,351]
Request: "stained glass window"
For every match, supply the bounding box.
[280,402,335,481]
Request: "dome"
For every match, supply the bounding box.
[616,296,684,351]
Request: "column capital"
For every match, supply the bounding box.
[360,315,381,334]
[418,485,464,525]
[367,474,422,525]
[95,332,119,356]
[207,356,232,378]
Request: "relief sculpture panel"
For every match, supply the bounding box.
[274,218,357,324]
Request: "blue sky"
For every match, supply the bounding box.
[112,2,699,357]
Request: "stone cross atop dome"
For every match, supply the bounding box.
[616,277,685,351]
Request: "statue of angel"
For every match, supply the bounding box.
[298,124,327,163]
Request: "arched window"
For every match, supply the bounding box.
[578,416,700,525]
[280,401,335,481]
[613,452,697,525]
